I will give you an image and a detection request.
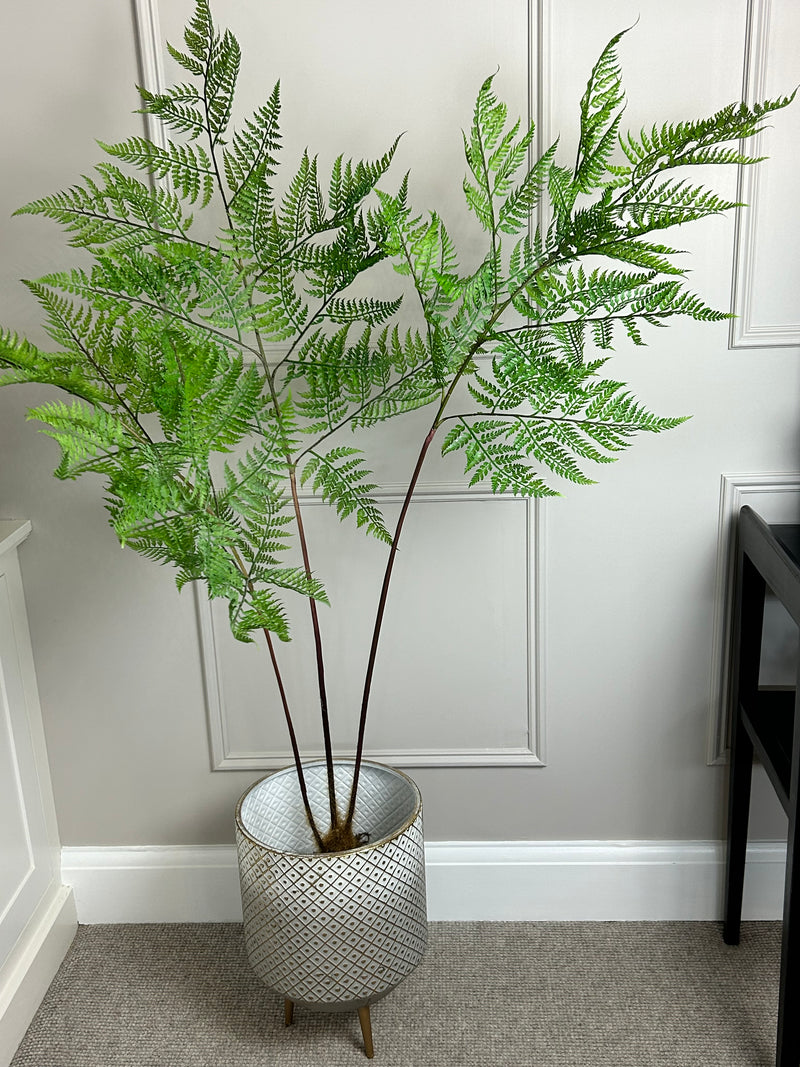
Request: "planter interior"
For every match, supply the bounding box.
[238,760,420,853]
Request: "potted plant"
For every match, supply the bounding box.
[0,0,792,1056]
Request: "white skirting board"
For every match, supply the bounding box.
[0,885,77,1067]
[61,841,787,925]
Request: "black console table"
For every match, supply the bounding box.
[723,505,800,1067]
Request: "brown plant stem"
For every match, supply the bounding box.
[340,248,557,829]
[227,545,323,849]
[288,467,339,831]
[262,627,325,852]
[201,93,340,843]
[343,424,438,829]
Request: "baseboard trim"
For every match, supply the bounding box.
[61,841,787,925]
[0,884,77,1067]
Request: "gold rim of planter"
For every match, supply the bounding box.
[234,758,423,857]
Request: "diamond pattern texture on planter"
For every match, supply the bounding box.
[236,761,428,1009]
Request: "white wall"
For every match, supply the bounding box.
[0,0,797,849]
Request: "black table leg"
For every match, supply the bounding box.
[777,817,800,1065]
[723,551,766,945]
[776,682,800,1067]
[721,510,800,1066]
[725,550,768,943]
[723,710,754,945]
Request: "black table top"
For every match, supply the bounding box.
[771,523,800,571]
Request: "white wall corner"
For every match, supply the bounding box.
[62,841,785,926]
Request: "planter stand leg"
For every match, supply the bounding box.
[282,999,372,1057]
[358,1005,374,1059]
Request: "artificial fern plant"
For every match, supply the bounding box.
[0,2,792,851]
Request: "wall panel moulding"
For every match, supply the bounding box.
[199,487,548,770]
[730,0,800,349]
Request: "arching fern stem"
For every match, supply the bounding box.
[342,244,574,831]
[197,55,341,844]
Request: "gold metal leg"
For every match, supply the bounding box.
[284,999,294,1026]
[358,1005,374,1059]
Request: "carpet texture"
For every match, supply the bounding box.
[11,921,781,1066]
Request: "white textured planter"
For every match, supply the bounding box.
[235,760,428,1012]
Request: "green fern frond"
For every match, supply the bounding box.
[26,399,133,480]
[547,164,580,231]
[550,319,587,363]
[253,240,309,340]
[99,137,214,206]
[251,566,329,604]
[489,119,536,198]
[183,0,214,64]
[15,166,193,251]
[498,140,558,235]
[620,92,796,177]
[329,138,401,217]
[205,29,240,144]
[598,239,687,275]
[166,40,204,77]
[582,382,688,434]
[137,84,205,139]
[22,280,115,363]
[0,327,113,404]
[300,447,391,543]
[189,355,267,453]
[509,417,597,484]
[441,417,559,496]
[575,28,628,192]
[464,74,506,190]
[463,176,493,228]
[619,177,740,233]
[229,588,291,643]
[224,81,281,201]
[292,330,352,431]
[522,266,656,321]
[325,296,402,327]
[351,366,440,429]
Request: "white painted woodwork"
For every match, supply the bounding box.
[202,489,545,769]
[0,523,76,1067]
[62,840,786,924]
[731,0,800,347]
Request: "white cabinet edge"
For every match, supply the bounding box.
[0,523,31,559]
[0,524,61,860]
[0,885,76,1067]
[0,519,72,1067]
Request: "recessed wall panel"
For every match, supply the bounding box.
[731,0,800,347]
[202,492,541,767]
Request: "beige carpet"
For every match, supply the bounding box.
[11,921,781,1066]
